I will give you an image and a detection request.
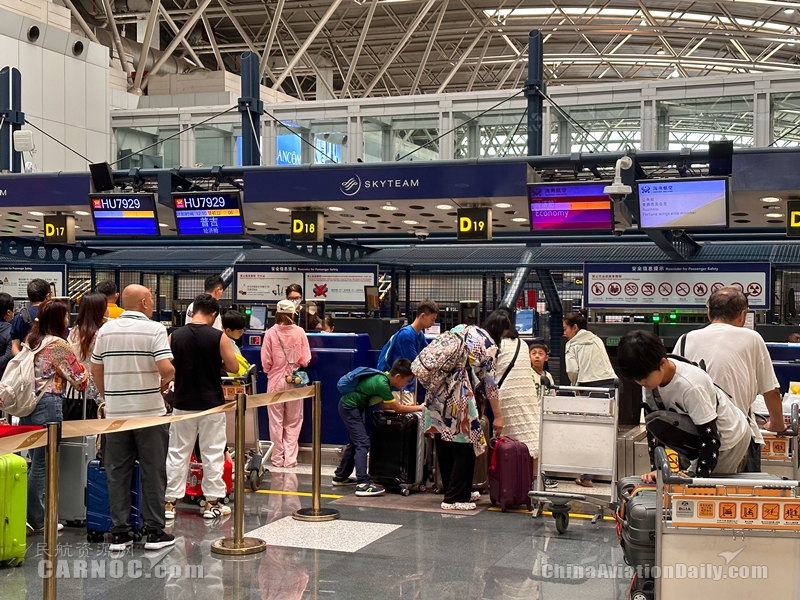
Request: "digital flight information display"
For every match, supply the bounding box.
[528,182,612,232]
[638,177,728,229]
[90,194,160,236]
[173,192,244,236]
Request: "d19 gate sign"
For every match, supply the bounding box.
[584,263,770,309]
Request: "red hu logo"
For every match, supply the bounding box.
[175,198,185,209]
[92,198,102,209]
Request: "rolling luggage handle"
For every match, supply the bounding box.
[221,363,257,385]
[755,402,799,438]
[555,379,619,395]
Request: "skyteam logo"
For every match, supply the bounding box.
[340,175,361,196]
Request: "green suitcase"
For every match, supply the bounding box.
[0,453,27,566]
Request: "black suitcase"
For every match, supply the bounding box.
[369,411,426,495]
[617,476,656,570]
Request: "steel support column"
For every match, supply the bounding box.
[536,269,562,357]
[342,0,379,98]
[133,0,161,92]
[101,0,132,80]
[240,52,263,167]
[258,0,285,81]
[526,30,544,157]
[501,248,535,309]
[0,67,23,173]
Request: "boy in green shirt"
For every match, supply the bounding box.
[333,358,421,496]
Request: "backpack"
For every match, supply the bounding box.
[0,336,58,417]
[411,330,468,391]
[376,326,409,372]
[337,367,384,396]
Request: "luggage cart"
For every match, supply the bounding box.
[529,382,619,533]
[646,408,800,600]
[222,364,273,492]
[757,403,799,480]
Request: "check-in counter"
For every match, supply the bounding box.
[240,331,374,446]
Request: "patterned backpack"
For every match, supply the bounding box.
[411,330,468,391]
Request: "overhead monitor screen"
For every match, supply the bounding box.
[90,194,159,236]
[173,192,244,236]
[637,177,728,229]
[528,182,613,232]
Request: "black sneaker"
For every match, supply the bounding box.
[331,476,357,486]
[354,483,385,497]
[108,531,133,552]
[144,529,176,551]
[544,477,558,489]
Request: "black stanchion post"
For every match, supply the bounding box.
[211,393,266,556]
[43,422,60,600]
[294,382,339,521]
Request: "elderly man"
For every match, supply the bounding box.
[675,286,785,472]
[92,285,175,551]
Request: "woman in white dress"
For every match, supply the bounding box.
[484,310,541,474]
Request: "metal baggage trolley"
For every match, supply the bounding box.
[529,381,620,533]
[647,409,800,600]
[758,403,799,480]
[222,364,273,492]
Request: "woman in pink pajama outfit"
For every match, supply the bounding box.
[261,300,312,468]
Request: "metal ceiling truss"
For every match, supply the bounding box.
[90,0,800,98]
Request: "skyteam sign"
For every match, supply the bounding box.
[243,162,529,203]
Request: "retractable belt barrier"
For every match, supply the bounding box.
[8,383,339,600]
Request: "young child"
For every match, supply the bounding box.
[529,342,557,489]
[322,316,335,333]
[333,358,421,496]
[222,310,246,355]
[617,330,751,482]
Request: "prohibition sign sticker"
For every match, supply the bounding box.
[731,282,744,292]
[642,282,655,296]
[624,282,638,296]
[676,282,690,297]
[711,282,724,292]
[591,282,605,296]
[608,282,622,296]
[658,282,673,296]
[693,282,708,296]
[747,282,763,296]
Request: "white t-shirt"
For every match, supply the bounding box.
[186,303,222,330]
[675,323,779,443]
[646,359,749,452]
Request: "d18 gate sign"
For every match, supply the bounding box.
[583,263,770,309]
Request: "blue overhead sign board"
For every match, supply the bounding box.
[0,173,89,206]
[173,192,244,236]
[243,162,529,202]
[90,193,160,236]
[584,263,770,309]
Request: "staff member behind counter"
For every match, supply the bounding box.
[563,311,617,488]
[285,284,321,332]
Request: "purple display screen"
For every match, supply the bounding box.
[528,183,613,232]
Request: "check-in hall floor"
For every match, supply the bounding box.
[7,466,631,600]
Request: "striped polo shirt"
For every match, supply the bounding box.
[91,311,173,418]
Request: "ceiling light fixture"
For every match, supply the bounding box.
[327,206,344,211]
[351,220,367,225]
[495,203,512,208]
[785,7,795,13]
[512,218,528,223]
[29,211,45,216]
[760,196,782,203]
[252,221,266,226]
[159,223,168,227]
[765,213,785,218]
[381,205,398,211]
[435,204,453,210]
[274,207,291,213]
[22,225,37,229]
[75,210,89,216]
[403,220,419,225]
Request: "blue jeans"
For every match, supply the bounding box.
[335,402,370,484]
[20,393,63,530]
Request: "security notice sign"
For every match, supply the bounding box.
[584,263,770,309]
[0,265,66,299]
[234,265,378,305]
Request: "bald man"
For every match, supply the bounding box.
[92,284,176,551]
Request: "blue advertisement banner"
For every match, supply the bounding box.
[0,174,89,206]
[234,264,379,305]
[243,162,529,203]
[584,263,771,309]
[276,135,302,166]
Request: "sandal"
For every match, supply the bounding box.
[441,502,477,511]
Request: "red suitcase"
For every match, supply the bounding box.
[488,437,533,511]
[185,452,234,503]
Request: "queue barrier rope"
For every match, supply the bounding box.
[0,385,316,456]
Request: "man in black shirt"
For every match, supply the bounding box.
[164,294,238,520]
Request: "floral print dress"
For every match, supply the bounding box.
[423,325,499,456]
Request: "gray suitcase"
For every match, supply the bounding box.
[58,391,97,525]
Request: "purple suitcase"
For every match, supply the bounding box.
[488,437,533,511]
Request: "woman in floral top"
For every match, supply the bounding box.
[21,299,89,533]
[423,324,504,511]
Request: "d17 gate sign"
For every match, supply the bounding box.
[584,263,770,309]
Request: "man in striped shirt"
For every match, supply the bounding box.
[91,284,176,551]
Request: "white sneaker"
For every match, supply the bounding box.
[470,491,481,502]
[203,501,232,519]
[26,523,63,535]
[164,502,176,520]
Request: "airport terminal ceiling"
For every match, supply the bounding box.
[89,0,800,99]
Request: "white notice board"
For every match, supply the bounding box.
[0,265,67,299]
